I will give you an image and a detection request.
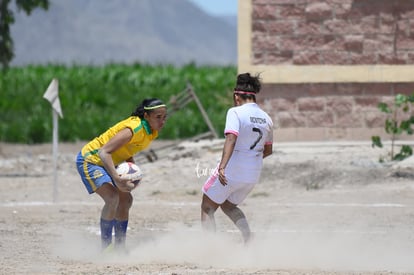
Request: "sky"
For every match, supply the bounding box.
[188,0,238,16]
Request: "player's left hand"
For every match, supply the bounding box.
[115,176,135,192]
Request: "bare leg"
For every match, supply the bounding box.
[114,191,133,250]
[115,191,133,221]
[96,183,120,248]
[96,183,120,220]
[201,194,219,232]
[221,200,251,243]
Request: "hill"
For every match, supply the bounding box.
[10,0,237,67]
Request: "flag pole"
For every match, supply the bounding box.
[43,78,63,203]
[52,109,58,202]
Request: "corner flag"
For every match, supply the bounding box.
[43,78,63,118]
[43,78,63,202]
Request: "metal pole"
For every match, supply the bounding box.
[52,110,58,202]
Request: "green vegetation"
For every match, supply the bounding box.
[1,63,236,143]
[371,93,414,162]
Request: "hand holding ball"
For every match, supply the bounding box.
[116,162,143,188]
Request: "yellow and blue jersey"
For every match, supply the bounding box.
[81,116,158,166]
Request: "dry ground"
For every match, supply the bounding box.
[1,139,414,275]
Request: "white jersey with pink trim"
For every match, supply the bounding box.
[202,103,273,204]
[222,102,273,183]
[225,103,273,155]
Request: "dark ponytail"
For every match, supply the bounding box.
[131,98,166,118]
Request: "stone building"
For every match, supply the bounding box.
[238,0,414,141]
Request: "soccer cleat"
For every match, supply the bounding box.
[101,243,114,254]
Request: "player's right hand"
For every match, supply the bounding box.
[218,168,227,186]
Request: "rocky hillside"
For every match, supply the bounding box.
[10,0,237,66]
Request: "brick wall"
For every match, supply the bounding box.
[245,0,414,141]
[258,82,414,140]
[252,0,414,66]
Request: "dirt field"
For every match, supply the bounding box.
[1,139,414,275]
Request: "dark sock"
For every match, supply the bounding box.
[114,220,128,249]
[100,218,114,249]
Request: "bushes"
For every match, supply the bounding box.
[371,93,414,162]
[1,64,236,143]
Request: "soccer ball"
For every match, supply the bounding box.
[116,162,143,187]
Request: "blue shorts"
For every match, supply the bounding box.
[76,152,114,194]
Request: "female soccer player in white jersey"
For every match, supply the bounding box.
[76,98,167,252]
[201,73,273,243]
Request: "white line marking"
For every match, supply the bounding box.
[0,201,200,207]
[84,225,389,236]
[269,202,407,208]
[0,201,409,208]
[0,201,100,207]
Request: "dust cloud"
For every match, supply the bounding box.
[54,223,414,273]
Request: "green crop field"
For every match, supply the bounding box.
[1,64,237,143]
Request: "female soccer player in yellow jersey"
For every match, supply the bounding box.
[76,98,167,252]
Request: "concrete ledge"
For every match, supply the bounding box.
[275,127,414,142]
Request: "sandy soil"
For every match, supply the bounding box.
[1,139,414,275]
